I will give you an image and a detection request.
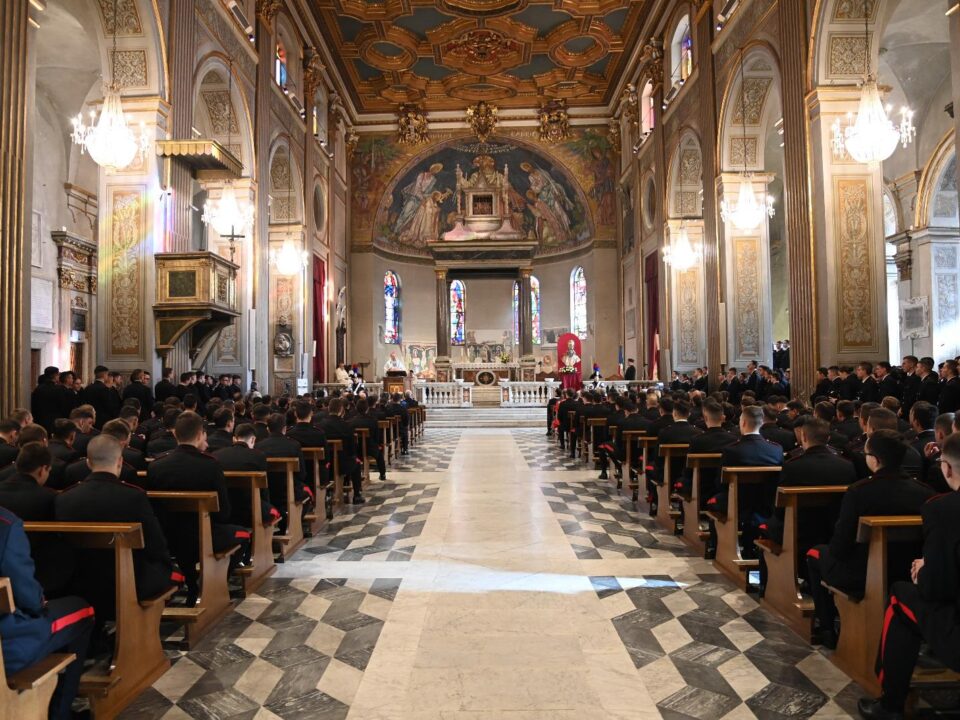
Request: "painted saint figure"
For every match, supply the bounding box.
[395,163,444,237]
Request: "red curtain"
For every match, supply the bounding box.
[313,257,326,382]
[644,252,659,380]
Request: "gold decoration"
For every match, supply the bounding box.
[345,127,359,159]
[536,98,570,144]
[465,101,499,144]
[303,48,326,100]
[607,117,620,149]
[621,83,639,129]
[396,103,429,145]
[639,40,664,86]
[256,0,283,23]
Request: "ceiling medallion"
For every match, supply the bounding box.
[465,101,499,144]
[537,98,570,143]
[443,28,523,65]
[396,103,429,145]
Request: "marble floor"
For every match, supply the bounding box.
[120,427,866,720]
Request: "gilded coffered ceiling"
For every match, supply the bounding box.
[307,0,648,113]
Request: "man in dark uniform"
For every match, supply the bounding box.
[833,400,861,447]
[0,505,94,720]
[875,362,900,401]
[855,362,881,403]
[858,432,960,720]
[678,400,736,499]
[63,420,144,489]
[724,367,744,406]
[56,435,180,612]
[908,401,938,479]
[257,413,312,514]
[614,400,651,485]
[68,407,98,457]
[899,355,921,417]
[624,359,637,381]
[760,405,797,451]
[78,366,119,429]
[0,443,57,520]
[154,367,176,403]
[556,389,578,451]
[386,393,410,455]
[350,399,387,482]
[806,430,934,649]
[812,367,833,404]
[122,368,155,421]
[286,400,328,497]
[147,412,250,604]
[848,408,923,481]
[206,408,236,452]
[317,398,364,505]
[0,419,21,468]
[146,408,180,457]
[251,404,272,442]
[213,423,279,526]
[48,419,79,464]
[30,367,64,432]
[939,359,960,414]
[917,357,941,407]
[654,399,702,500]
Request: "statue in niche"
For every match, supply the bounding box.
[274,313,294,357]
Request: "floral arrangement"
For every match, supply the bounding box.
[559,365,578,375]
[499,353,512,363]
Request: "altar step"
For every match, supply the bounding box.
[425,407,545,428]
[470,385,502,407]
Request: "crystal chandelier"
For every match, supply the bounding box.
[720,48,775,231]
[272,238,308,276]
[70,0,150,171]
[663,225,698,271]
[201,59,253,261]
[830,1,914,164]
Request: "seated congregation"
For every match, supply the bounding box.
[548,355,960,720]
[0,370,423,718]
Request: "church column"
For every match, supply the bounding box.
[808,87,888,365]
[779,0,819,401]
[667,219,707,374]
[951,0,960,196]
[302,49,324,386]
[252,0,281,387]
[435,268,450,381]
[0,0,30,413]
[719,173,775,369]
[519,268,533,358]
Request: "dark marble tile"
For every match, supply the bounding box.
[321,610,380,633]
[369,577,402,601]
[746,682,827,718]
[334,620,384,671]
[263,659,330,706]
[117,687,174,719]
[261,643,328,669]
[657,685,742,720]
[187,643,256,671]
[180,662,257,702]
[256,609,315,634]
[671,641,740,668]
[178,687,260,720]
[589,575,623,599]
[672,657,741,699]
[677,614,740,652]
[386,550,413,561]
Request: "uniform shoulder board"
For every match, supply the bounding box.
[121,481,146,493]
[924,492,951,504]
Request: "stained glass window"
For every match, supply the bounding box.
[571,266,587,339]
[450,280,465,345]
[275,43,288,87]
[531,276,541,345]
[680,29,693,81]
[384,271,400,344]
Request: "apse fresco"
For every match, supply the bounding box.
[351,129,616,258]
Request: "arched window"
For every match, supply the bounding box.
[640,81,655,134]
[571,266,587,339]
[450,280,465,345]
[531,276,541,345]
[670,15,693,86]
[384,271,401,344]
[275,42,288,88]
[512,278,541,345]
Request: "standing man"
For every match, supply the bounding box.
[122,369,155,421]
[624,359,637,381]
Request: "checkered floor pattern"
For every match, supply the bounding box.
[388,428,462,472]
[119,577,402,720]
[592,573,864,719]
[301,482,439,562]
[541,480,694,559]
[513,428,585,470]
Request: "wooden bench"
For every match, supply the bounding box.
[147,490,239,648]
[706,466,782,590]
[657,444,688,534]
[326,439,346,509]
[300,447,327,529]
[354,428,371,486]
[221,471,276,594]
[24,522,175,719]
[390,416,401,457]
[823,516,958,695]
[266,457,305,560]
[586,418,607,466]
[567,411,577,454]
[754,485,847,640]
[0,577,75,720]
[378,420,393,465]
[680,453,723,557]
[621,431,648,500]
[579,416,588,463]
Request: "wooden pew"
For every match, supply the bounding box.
[148,490,238,648]
[680,453,723,557]
[266,458,305,560]
[24,522,175,719]
[300,447,327,530]
[621,431,649,501]
[657,444,688,534]
[706,466,782,590]
[390,416,401,457]
[579,416,588,463]
[586,418,607,466]
[0,577,75,720]
[221,471,276,594]
[354,428,371,485]
[327,439,345,510]
[378,420,392,465]
[754,485,847,640]
[567,411,577,455]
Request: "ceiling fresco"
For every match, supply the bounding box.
[351,128,617,258]
[307,0,647,113]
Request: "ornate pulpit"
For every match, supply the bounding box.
[152,252,239,365]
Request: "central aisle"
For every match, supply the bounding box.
[347,428,662,719]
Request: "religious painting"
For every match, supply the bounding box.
[543,326,569,347]
[351,128,617,258]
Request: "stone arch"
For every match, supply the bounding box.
[665,129,702,219]
[192,54,256,177]
[268,138,304,224]
[273,12,303,99]
[916,133,958,230]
